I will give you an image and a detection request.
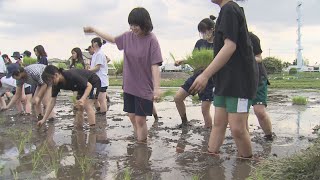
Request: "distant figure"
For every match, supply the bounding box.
[2,54,12,65]
[11,52,23,66]
[22,50,37,66]
[69,47,86,69]
[34,45,48,65]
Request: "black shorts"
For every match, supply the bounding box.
[123,92,153,116]
[100,86,108,92]
[181,71,215,101]
[24,86,32,95]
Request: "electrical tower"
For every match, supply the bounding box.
[296,1,303,70]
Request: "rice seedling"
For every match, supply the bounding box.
[185,49,214,72]
[10,169,18,180]
[292,96,308,105]
[123,168,131,180]
[192,174,201,180]
[74,154,94,174]
[32,144,47,174]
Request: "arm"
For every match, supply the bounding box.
[152,64,161,101]
[89,64,101,73]
[5,86,23,109]
[189,38,236,94]
[79,82,92,102]
[83,27,116,43]
[35,84,48,100]
[37,96,56,126]
[255,54,263,63]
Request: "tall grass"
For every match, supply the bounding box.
[113,59,124,77]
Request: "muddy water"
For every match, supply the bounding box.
[0,88,319,180]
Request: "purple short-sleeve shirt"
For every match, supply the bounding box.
[115,31,163,101]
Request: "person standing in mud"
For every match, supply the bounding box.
[69,47,86,69]
[189,0,258,158]
[89,37,109,115]
[2,63,55,120]
[249,32,274,141]
[174,15,216,128]
[37,65,101,127]
[83,7,163,143]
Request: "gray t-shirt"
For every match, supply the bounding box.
[115,31,163,101]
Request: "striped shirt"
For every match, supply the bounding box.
[16,64,46,86]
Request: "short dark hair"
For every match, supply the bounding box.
[198,15,216,33]
[42,65,63,84]
[128,7,153,33]
[34,45,47,58]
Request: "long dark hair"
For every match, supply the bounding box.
[42,65,63,84]
[198,15,216,33]
[128,7,153,34]
[34,45,47,58]
[1,54,12,64]
[70,47,85,69]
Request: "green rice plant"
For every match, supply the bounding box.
[10,169,18,180]
[57,63,67,69]
[70,95,77,104]
[0,116,5,125]
[48,147,63,177]
[23,57,37,66]
[122,168,132,180]
[32,144,47,174]
[74,154,94,174]
[75,63,85,69]
[192,174,201,180]
[292,96,308,105]
[17,129,32,155]
[113,59,124,77]
[185,49,214,72]
[0,164,4,175]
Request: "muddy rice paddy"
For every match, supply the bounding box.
[0,88,319,180]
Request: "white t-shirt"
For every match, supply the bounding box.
[0,56,7,74]
[90,49,109,87]
[0,77,31,96]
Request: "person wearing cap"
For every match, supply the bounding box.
[0,75,32,114]
[11,52,23,66]
[1,63,55,120]
[85,46,95,56]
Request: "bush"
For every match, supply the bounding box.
[185,49,214,71]
[289,68,298,75]
[113,59,124,77]
[263,57,283,74]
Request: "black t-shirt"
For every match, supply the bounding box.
[249,32,268,80]
[38,56,48,65]
[51,69,95,97]
[194,39,214,51]
[213,1,258,99]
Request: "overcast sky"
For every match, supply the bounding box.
[0,0,319,65]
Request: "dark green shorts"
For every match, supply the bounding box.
[213,95,252,113]
[252,79,268,106]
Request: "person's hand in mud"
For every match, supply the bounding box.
[75,99,85,109]
[37,119,45,127]
[83,26,95,34]
[153,88,161,103]
[189,73,209,95]
[0,106,8,111]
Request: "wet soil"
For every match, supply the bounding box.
[0,88,319,180]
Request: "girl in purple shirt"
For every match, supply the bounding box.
[84,7,163,143]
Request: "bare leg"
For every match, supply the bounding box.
[254,105,272,136]
[84,99,95,126]
[174,88,190,124]
[98,92,107,113]
[135,115,148,142]
[229,113,252,157]
[208,107,228,153]
[201,101,213,128]
[128,113,137,138]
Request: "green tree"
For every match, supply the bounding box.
[263,57,283,74]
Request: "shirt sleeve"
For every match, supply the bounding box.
[217,6,240,44]
[150,37,163,66]
[94,53,106,66]
[115,32,127,50]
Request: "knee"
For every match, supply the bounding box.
[230,127,247,139]
[254,107,267,120]
[135,118,146,127]
[174,94,182,103]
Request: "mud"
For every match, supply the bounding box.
[0,88,319,179]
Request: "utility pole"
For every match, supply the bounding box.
[296,1,304,70]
